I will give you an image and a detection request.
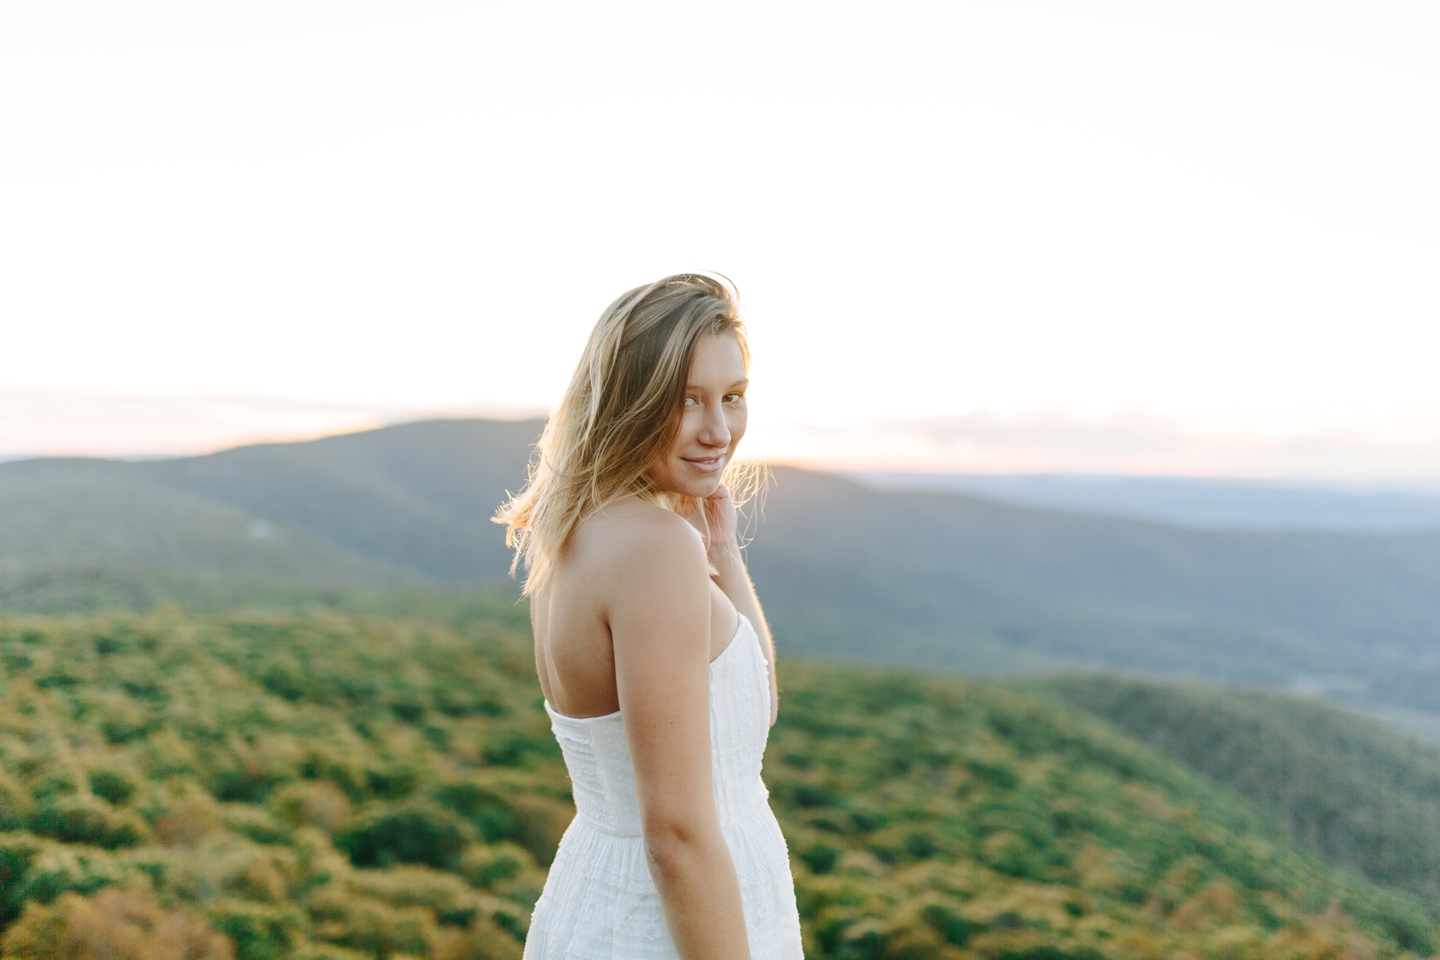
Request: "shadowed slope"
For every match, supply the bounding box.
[745,467,1440,691]
[0,420,543,604]
[0,457,407,591]
[1032,675,1440,906]
[139,418,543,582]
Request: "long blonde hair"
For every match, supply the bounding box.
[495,273,759,596]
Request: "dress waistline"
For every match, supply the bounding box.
[573,787,770,839]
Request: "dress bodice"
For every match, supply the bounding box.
[526,612,802,960]
[543,614,773,838]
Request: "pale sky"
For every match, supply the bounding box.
[2,1,1438,478]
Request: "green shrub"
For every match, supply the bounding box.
[0,833,41,924]
[344,864,481,926]
[27,797,149,849]
[919,902,974,947]
[335,803,473,871]
[433,782,515,843]
[28,771,78,801]
[88,768,138,806]
[362,764,418,800]
[222,804,293,846]
[207,898,303,960]
[0,774,31,830]
[506,796,570,867]
[460,843,534,890]
[480,730,557,768]
[799,842,840,875]
[304,886,438,958]
[8,843,129,908]
[208,743,296,803]
[270,781,353,833]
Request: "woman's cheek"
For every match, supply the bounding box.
[728,408,747,446]
[679,407,703,441]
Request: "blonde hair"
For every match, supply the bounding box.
[495,273,761,596]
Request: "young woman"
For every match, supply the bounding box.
[496,274,803,960]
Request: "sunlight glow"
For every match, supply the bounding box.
[2,1,1437,476]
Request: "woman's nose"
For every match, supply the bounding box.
[699,405,730,447]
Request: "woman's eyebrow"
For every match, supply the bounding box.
[686,378,750,390]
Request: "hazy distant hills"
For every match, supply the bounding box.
[852,471,1440,533]
[751,468,1440,703]
[3,417,1440,715]
[142,417,541,582]
[0,456,403,580]
[0,419,540,598]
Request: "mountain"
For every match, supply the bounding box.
[140,418,542,582]
[0,605,1434,959]
[0,420,542,610]
[4,419,1440,715]
[0,456,404,580]
[850,472,1440,534]
[747,467,1440,701]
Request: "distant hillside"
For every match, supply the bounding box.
[747,467,1440,701]
[4,419,1440,714]
[1029,675,1440,907]
[852,472,1440,534]
[141,418,542,582]
[0,420,542,607]
[0,606,1433,959]
[0,457,405,583]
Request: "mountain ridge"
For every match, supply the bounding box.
[851,471,1440,533]
[4,417,1440,715]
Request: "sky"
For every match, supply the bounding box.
[2,1,1438,479]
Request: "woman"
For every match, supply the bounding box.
[496,274,803,960]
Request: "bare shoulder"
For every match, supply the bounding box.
[569,498,708,595]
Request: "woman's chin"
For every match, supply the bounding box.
[655,469,724,500]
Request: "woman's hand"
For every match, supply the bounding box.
[681,482,779,727]
[679,483,739,560]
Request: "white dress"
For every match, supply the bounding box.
[524,614,804,960]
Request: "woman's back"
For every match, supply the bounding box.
[524,610,802,960]
[532,500,738,721]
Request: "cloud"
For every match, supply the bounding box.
[8,389,1440,484]
[754,411,1440,482]
[0,389,545,458]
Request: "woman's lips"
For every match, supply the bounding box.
[682,454,726,474]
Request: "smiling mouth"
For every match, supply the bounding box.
[683,454,727,473]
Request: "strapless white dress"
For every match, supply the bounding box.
[524,614,804,960]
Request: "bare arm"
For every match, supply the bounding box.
[609,517,752,960]
[711,545,778,727]
[684,486,780,726]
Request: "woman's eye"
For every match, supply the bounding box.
[724,393,742,403]
[683,396,698,406]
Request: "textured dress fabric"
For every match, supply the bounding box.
[523,614,804,960]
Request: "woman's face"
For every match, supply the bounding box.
[649,331,748,499]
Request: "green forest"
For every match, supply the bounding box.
[3,597,1438,960]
